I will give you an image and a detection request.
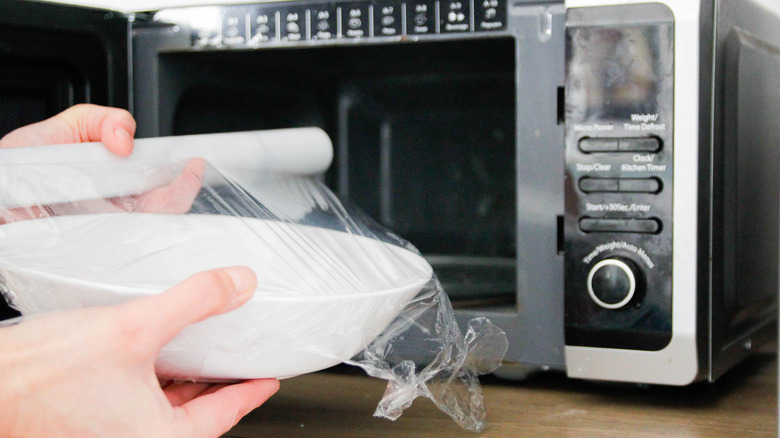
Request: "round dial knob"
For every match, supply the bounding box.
[586,258,640,310]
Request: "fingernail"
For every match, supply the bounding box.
[114,128,132,153]
[226,266,256,301]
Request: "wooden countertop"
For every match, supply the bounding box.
[224,351,777,437]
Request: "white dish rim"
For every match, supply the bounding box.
[0,214,433,304]
[0,261,433,304]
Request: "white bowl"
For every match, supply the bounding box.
[0,213,432,380]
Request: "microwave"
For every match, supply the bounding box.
[1,0,777,385]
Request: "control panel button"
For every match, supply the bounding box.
[578,138,619,153]
[578,137,662,153]
[250,10,277,44]
[475,0,505,31]
[442,0,471,33]
[587,258,639,309]
[341,3,371,38]
[579,218,661,234]
[618,178,661,193]
[407,1,437,35]
[310,5,337,40]
[280,7,306,41]
[374,3,403,37]
[619,137,661,152]
[579,178,661,193]
[222,10,248,46]
[579,177,619,192]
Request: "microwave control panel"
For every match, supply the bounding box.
[153,0,508,48]
[563,4,675,351]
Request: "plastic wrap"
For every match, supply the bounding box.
[0,129,508,431]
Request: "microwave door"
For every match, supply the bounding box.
[0,0,131,138]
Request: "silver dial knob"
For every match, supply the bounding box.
[587,258,639,310]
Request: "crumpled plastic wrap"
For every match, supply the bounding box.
[0,129,508,431]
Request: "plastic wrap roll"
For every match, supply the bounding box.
[0,128,332,208]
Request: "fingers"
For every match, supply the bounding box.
[175,379,280,437]
[0,104,136,156]
[135,158,206,214]
[59,104,136,156]
[163,381,213,407]
[121,266,257,353]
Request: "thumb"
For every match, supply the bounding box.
[121,266,257,354]
[0,104,135,156]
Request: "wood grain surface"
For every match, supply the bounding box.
[224,351,777,437]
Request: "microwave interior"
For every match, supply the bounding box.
[155,37,519,308]
[0,26,110,138]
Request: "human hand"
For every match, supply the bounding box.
[0,103,136,155]
[0,104,203,223]
[0,266,279,438]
